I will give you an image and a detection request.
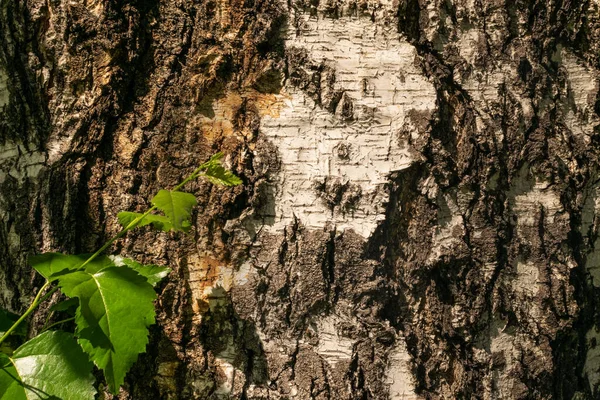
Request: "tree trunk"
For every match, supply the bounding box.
[1,0,600,398]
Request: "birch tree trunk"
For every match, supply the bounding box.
[1,0,600,398]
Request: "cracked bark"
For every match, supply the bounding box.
[1,0,600,398]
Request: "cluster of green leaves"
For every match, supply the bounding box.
[0,153,241,399]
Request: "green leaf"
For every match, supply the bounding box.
[29,253,89,282]
[0,354,26,400]
[203,159,243,187]
[117,212,173,232]
[111,257,170,287]
[150,190,197,232]
[0,310,25,338]
[0,331,96,400]
[31,253,116,281]
[56,266,157,394]
[0,310,27,356]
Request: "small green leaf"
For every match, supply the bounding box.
[117,212,173,232]
[198,153,242,186]
[57,266,157,393]
[203,160,243,187]
[49,298,80,314]
[111,257,170,287]
[199,152,224,169]
[151,190,197,232]
[0,331,96,400]
[29,253,89,281]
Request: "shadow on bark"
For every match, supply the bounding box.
[199,286,269,388]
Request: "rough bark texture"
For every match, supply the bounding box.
[2,0,600,398]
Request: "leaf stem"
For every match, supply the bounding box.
[173,167,206,192]
[77,166,204,269]
[40,316,76,333]
[79,164,206,269]
[78,206,158,270]
[38,286,60,304]
[0,281,51,346]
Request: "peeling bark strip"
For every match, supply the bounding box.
[1,0,600,398]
